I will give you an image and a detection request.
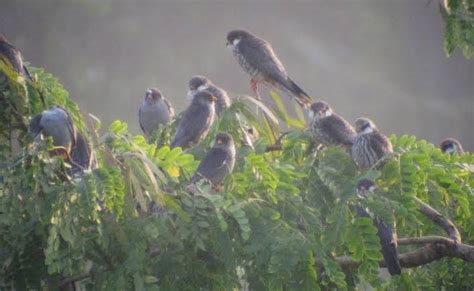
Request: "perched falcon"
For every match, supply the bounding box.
[351,117,393,170]
[226,29,311,107]
[191,133,236,186]
[0,34,32,79]
[356,178,401,275]
[440,138,464,154]
[308,101,356,147]
[28,106,77,155]
[171,91,216,149]
[138,88,174,139]
[188,75,231,115]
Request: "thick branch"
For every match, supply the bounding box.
[414,197,461,243]
[334,237,474,269]
[397,236,454,246]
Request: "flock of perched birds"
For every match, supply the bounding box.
[0,29,467,276]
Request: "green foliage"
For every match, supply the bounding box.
[442,0,474,58]
[0,65,473,290]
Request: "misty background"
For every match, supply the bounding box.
[1,0,472,150]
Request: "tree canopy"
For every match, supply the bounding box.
[1,6,474,288]
[0,59,473,290]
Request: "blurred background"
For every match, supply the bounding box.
[1,0,472,150]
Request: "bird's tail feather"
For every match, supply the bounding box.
[380,242,402,275]
[284,78,312,108]
[376,221,402,275]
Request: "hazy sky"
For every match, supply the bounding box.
[1,0,472,149]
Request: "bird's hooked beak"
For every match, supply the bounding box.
[216,138,223,145]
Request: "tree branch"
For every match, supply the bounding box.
[59,273,90,288]
[397,236,455,246]
[334,236,474,269]
[414,197,462,243]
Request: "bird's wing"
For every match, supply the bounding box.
[70,132,92,175]
[321,115,356,146]
[239,38,287,79]
[138,106,145,133]
[369,132,393,157]
[0,41,23,73]
[191,147,229,184]
[163,98,175,117]
[28,113,43,138]
[58,106,77,147]
[171,103,212,148]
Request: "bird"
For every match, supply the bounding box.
[171,91,216,149]
[28,106,77,156]
[138,88,175,139]
[440,138,464,154]
[308,101,356,147]
[355,178,402,275]
[352,117,393,170]
[226,29,311,107]
[191,132,236,186]
[69,132,94,175]
[188,75,231,115]
[0,34,32,79]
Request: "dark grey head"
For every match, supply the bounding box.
[226,29,255,47]
[214,132,234,149]
[356,178,377,196]
[440,138,464,154]
[0,34,7,43]
[145,88,162,102]
[355,117,376,134]
[309,101,333,120]
[188,76,212,100]
[189,75,211,91]
[192,90,216,106]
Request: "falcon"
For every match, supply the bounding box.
[226,29,311,107]
[28,106,77,155]
[355,178,402,275]
[440,138,464,154]
[188,75,231,115]
[171,91,216,149]
[308,101,356,147]
[0,34,32,79]
[138,88,174,139]
[351,117,393,170]
[191,133,236,186]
